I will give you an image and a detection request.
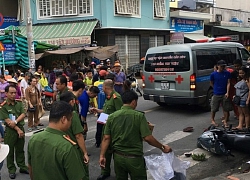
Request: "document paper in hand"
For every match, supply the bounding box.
[97,113,109,124]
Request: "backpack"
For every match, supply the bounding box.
[97,83,106,109]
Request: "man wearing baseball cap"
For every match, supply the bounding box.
[113,63,126,95]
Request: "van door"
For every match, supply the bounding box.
[143,51,193,99]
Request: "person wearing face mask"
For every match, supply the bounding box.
[4,70,12,80]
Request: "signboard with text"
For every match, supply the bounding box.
[170,32,184,44]
[3,44,15,62]
[170,18,203,33]
[38,36,91,46]
[0,16,19,29]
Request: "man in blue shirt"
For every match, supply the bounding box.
[210,60,232,127]
[78,86,100,139]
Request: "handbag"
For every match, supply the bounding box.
[28,105,36,112]
[233,90,248,105]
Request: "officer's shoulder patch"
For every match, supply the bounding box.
[113,94,117,99]
[63,135,77,145]
[0,101,6,107]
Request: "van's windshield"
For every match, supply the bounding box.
[144,52,190,72]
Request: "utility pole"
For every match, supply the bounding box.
[25,0,36,73]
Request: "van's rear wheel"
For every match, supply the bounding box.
[157,102,167,106]
[203,89,213,111]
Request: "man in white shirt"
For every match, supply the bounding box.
[20,72,31,112]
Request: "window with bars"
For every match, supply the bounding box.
[79,0,91,14]
[65,0,77,15]
[114,0,140,16]
[51,0,63,16]
[38,0,51,17]
[154,0,166,18]
[37,0,92,18]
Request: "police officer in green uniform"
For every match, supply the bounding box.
[91,79,123,180]
[99,90,172,180]
[60,91,89,179]
[71,80,85,112]
[0,85,29,179]
[28,101,85,180]
[55,75,69,101]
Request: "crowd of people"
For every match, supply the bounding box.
[210,59,250,130]
[0,58,172,180]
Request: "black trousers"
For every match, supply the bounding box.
[95,123,104,146]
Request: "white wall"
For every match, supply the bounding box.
[216,0,250,11]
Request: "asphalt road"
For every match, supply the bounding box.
[1,95,250,180]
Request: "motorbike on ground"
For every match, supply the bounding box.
[41,86,53,111]
[197,125,250,156]
[126,71,143,96]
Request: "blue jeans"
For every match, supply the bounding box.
[0,122,4,138]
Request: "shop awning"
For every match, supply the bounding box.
[184,34,210,41]
[18,20,98,44]
[214,26,250,33]
[36,47,85,60]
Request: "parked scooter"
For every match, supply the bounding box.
[41,86,53,111]
[126,71,143,96]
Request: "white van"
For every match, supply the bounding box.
[142,42,250,110]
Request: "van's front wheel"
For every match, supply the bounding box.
[203,89,213,111]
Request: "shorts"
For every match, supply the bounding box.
[239,100,247,108]
[211,95,233,112]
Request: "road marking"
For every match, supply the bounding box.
[143,106,161,113]
[146,131,192,152]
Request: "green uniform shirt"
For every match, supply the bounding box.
[104,106,152,156]
[103,90,123,115]
[66,111,84,143]
[0,99,25,126]
[73,94,79,113]
[28,127,85,180]
[56,87,69,101]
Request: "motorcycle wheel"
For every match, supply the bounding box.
[44,97,52,111]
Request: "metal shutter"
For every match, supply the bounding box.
[115,35,126,67]
[157,36,164,46]
[115,35,140,68]
[149,36,156,48]
[128,35,140,66]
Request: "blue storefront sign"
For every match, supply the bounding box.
[170,18,203,33]
[3,44,15,62]
[0,16,19,29]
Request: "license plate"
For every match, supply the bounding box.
[161,82,169,90]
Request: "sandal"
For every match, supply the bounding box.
[232,127,243,131]
[211,122,219,127]
[28,128,33,132]
[183,127,194,132]
[38,123,44,126]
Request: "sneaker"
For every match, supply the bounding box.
[28,128,33,132]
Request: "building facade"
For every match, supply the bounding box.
[169,0,212,43]
[216,0,250,12]
[12,0,171,69]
